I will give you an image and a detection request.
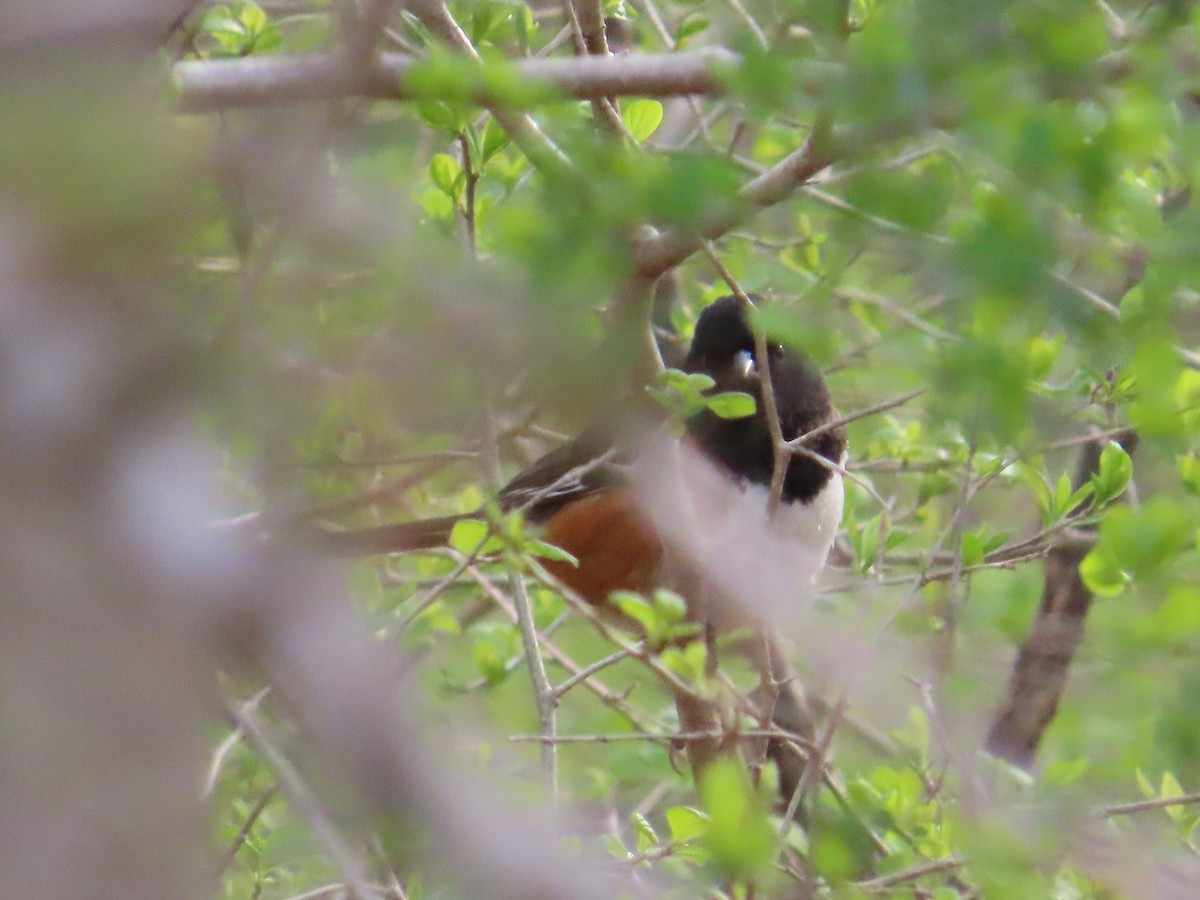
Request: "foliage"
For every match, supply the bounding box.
[125,0,1200,895]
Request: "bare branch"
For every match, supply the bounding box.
[630,115,837,281]
[853,857,965,893]
[173,49,736,112]
[985,430,1138,767]
[1103,793,1200,817]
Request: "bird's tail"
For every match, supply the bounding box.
[309,515,464,556]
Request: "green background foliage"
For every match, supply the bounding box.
[70,0,1200,895]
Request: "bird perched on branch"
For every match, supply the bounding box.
[315,294,846,812]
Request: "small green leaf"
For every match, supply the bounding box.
[1136,767,1156,799]
[417,101,465,133]
[472,634,508,685]
[676,13,710,44]
[524,538,578,567]
[699,757,774,878]
[961,531,985,567]
[1078,548,1129,597]
[205,17,245,37]
[1053,472,1073,518]
[611,591,659,636]
[429,153,462,199]
[1179,455,1200,494]
[631,813,659,853]
[652,589,688,622]
[253,27,281,53]
[1091,441,1133,507]
[1162,772,1187,823]
[1017,462,1054,525]
[659,640,708,684]
[239,1,268,32]
[666,805,709,844]
[705,391,757,419]
[622,99,664,143]
[1026,334,1064,380]
[481,117,510,162]
[449,519,489,555]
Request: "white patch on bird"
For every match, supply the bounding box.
[634,440,845,631]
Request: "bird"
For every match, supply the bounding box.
[313,294,847,810]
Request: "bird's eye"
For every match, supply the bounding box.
[734,349,756,377]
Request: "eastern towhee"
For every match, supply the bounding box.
[317,294,847,809]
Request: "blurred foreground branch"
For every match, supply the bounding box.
[173,48,736,112]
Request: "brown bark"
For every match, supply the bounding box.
[985,430,1138,767]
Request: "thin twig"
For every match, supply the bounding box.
[397,549,481,632]
[787,388,926,451]
[220,787,277,873]
[467,565,663,733]
[723,0,769,48]
[458,132,478,256]
[509,727,817,744]
[205,685,272,797]
[1103,793,1200,817]
[553,649,631,698]
[853,857,965,892]
[229,701,385,900]
[700,246,789,514]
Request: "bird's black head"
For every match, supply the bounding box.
[680,294,846,505]
[686,294,758,369]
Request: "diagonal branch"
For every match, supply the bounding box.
[630,114,838,282]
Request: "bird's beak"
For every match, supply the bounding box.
[735,349,757,378]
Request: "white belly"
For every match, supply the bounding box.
[635,440,845,626]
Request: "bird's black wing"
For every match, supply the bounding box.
[498,426,628,524]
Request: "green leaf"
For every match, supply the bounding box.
[429,153,462,200]
[253,27,281,53]
[472,634,508,685]
[417,101,465,133]
[448,519,488,555]
[1078,548,1129,597]
[704,391,757,419]
[961,531,985,567]
[622,99,664,143]
[1162,772,1187,823]
[1179,455,1200,495]
[699,758,774,878]
[1017,462,1054,525]
[652,589,687,623]
[631,812,659,853]
[611,591,659,636]
[675,13,711,45]
[1053,472,1072,518]
[1091,441,1133,507]
[659,640,708,684]
[1026,334,1063,380]
[239,1,268,32]
[648,368,718,419]
[481,118,510,163]
[524,538,578,567]
[1136,768,1156,799]
[204,17,245,37]
[1087,499,1194,584]
[666,805,709,844]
